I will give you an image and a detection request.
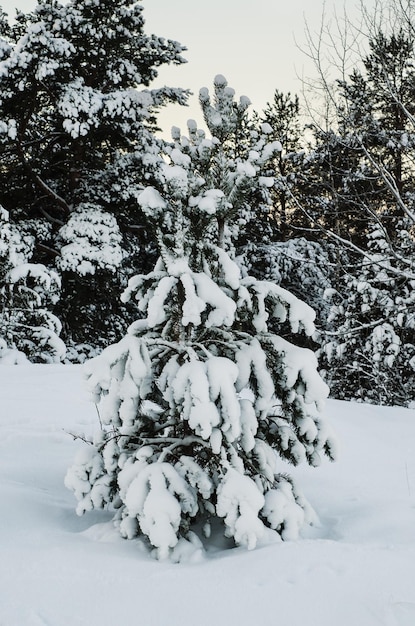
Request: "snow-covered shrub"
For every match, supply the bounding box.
[54,203,127,352]
[0,207,65,362]
[319,227,415,405]
[63,341,101,364]
[57,204,124,276]
[66,82,336,560]
[0,337,28,365]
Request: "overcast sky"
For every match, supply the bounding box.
[2,0,369,136]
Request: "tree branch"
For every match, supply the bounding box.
[15,137,71,216]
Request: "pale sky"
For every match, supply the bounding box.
[1,0,368,136]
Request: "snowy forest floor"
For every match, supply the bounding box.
[1,365,415,626]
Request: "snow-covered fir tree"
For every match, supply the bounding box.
[66,78,336,560]
[0,0,187,350]
[0,206,65,362]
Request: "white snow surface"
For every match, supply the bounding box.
[1,364,415,625]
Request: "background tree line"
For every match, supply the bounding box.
[1,0,414,406]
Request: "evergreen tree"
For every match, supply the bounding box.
[0,206,65,362]
[0,0,187,349]
[334,29,415,238]
[66,78,336,560]
[297,21,415,256]
[258,90,303,240]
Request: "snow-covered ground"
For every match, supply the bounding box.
[1,364,415,626]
